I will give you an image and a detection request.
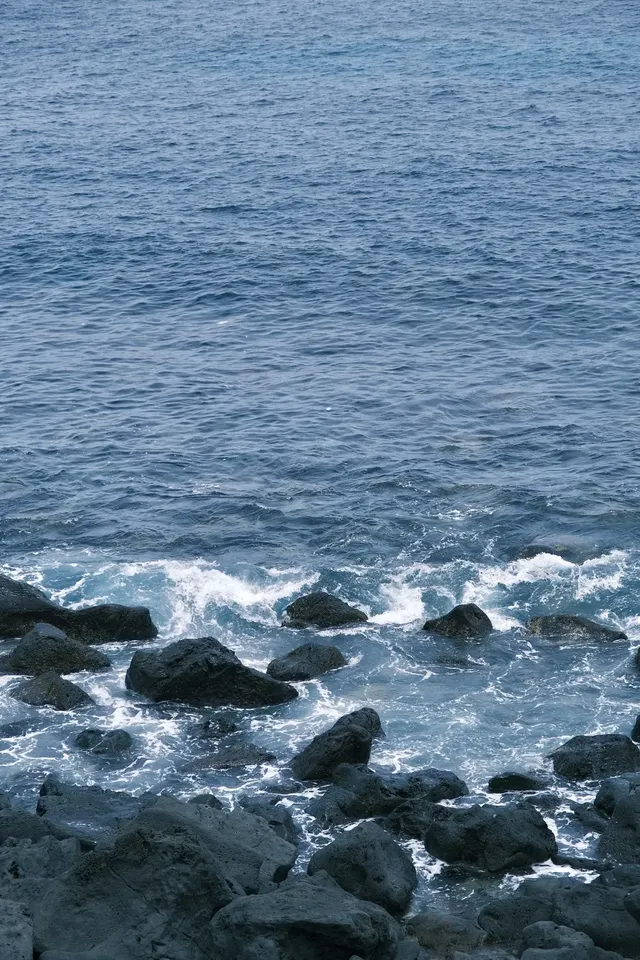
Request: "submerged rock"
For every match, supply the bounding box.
[185,741,276,770]
[209,870,400,960]
[308,821,417,914]
[125,636,298,707]
[406,910,486,956]
[551,734,640,780]
[0,623,111,675]
[291,711,375,781]
[422,603,493,639]
[528,614,627,641]
[267,642,347,681]
[189,714,239,740]
[0,572,157,643]
[424,802,557,872]
[74,728,133,757]
[11,671,95,710]
[282,591,368,629]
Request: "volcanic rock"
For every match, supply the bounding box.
[282,592,368,629]
[406,910,486,957]
[36,776,145,840]
[74,728,133,756]
[551,735,640,780]
[528,614,627,641]
[291,713,374,781]
[267,642,347,681]
[422,603,493,639]
[0,623,111,676]
[11,671,95,710]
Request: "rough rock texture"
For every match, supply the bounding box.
[598,789,640,863]
[36,776,145,840]
[385,798,440,841]
[190,715,239,740]
[282,592,368,629]
[308,763,467,825]
[0,808,80,846]
[594,774,640,817]
[238,795,299,846]
[267,642,347,681]
[74,728,133,756]
[478,869,640,957]
[423,802,557,872]
[11,671,95,710]
[406,910,486,957]
[0,899,32,960]
[422,603,493,639]
[209,870,400,960]
[307,821,417,914]
[185,741,276,770]
[519,920,626,960]
[125,636,298,707]
[291,714,373,781]
[333,707,385,739]
[527,615,627,642]
[0,836,83,909]
[0,622,111,676]
[0,572,157,643]
[632,715,640,743]
[551,735,640,781]
[188,793,223,810]
[488,771,549,793]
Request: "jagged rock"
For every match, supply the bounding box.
[308,821,417,914]
[517,538,598,563]
[488,771,549,793]
[0,899,32,960]
[238,795,299,846]
[527,615,627,642]
[209,870,400,959]
[36,776,145,840]
[309,763,467,825]
[406,910,485,957]
[599,789,640,863]
[11,671,95,710]
[424,802,557,872]
[125,636,298,707]
[422,603,493,639]
[74,728,132,756]
[0,572,157,643]
[184,742,276,770]
[267,642,347,681]
[0,623,111,676]
[188,793,223,810]
[282,592,368,629]
[551,735,640,780]
[291,713,374,781]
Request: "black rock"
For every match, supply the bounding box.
[571,802,611,833]
[631,715,640,743]
[74,728,133,756]
[518,537,598,563]
[598,789,640,863]
[0,572,157,643]
[385,798,440,841]
[125,636,298,707]
[528,614,627,641]
[595,774,640,817]
[424,801,557,872]
[406,910,486,956]
[188,793,223,809]
[267,642,347,681]
[11,671,95,710]
[551,734,640,780]
[190,715,239,740]
[291,713,374,781]
[308,821,417,914]
[626,887,640,923]
[238,795,299,845]
[333,707,385,739]
[209,870,400,960]
[0,623,111,676]
[185,741,276,770]
[282,591,368,629]
[36,775,145,840]
[487,771,549,793]
[422,603,493,639]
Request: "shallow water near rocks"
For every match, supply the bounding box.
[2,0,640,916]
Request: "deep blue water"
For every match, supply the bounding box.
[1,0,640,907]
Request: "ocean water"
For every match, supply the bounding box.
[2,0,640,911]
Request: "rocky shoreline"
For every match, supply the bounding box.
[1,573,639,959]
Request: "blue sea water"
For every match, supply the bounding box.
[1,0,640,906]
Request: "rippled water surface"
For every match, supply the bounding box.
[2,0,640,910]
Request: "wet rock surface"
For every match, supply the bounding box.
[423,603,493,638]
[527,614,627,641]
[282,591,369,629]
[11,671,95,710]
[267,641,347,680]
[551,735,640,781]
[0,622,112,676]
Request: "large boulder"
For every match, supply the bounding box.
[551,735,640,780]
[598,789,640,863]
[307,821,417,914]
[74,728,133,757]
[291,713,374,781]
[32,819,238,960]
[282,592,368,629]
[0,899,32,960]
[422,603,493,639]
[0,572,157,643]
[36,776,145,841]
[478,870,640,957]
[385,797,440,841]
[0,623,111,675]
[267,642,347,681]
[423,802,557,872]
[11,671,95,710]
[209,870,400,960]
[125,636,298,707]
[527,615,627,642]
[406,910,486,957]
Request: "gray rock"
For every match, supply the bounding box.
[238,795,299,846]
[385,798,440,840]
[184,741,276,770]
[11,670,95,710]
[0,899,32,960]
[267,642,347,681]
[594,774,640,816]
[188,793,223,809]
[74,728,133,756]
[190,714,239,739]
[527,615,627,642]
[519,920,626,959]
[308,821,417,914]
[598,789,640,863]
[36,776,145,840]
[551,735,640,781]
[406,910,485,957]
[0,572,157,643]
[423,604,493,639]
[0,622,111,675]
[0,808,81,846]
[283,592,368,629]
[632,715,640,743]
[488,771,549,793]
[291,714,374,781]
[0,835,83,911]
[125,636,298,707]
[333,708,385,739]
[209,870,400,960]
